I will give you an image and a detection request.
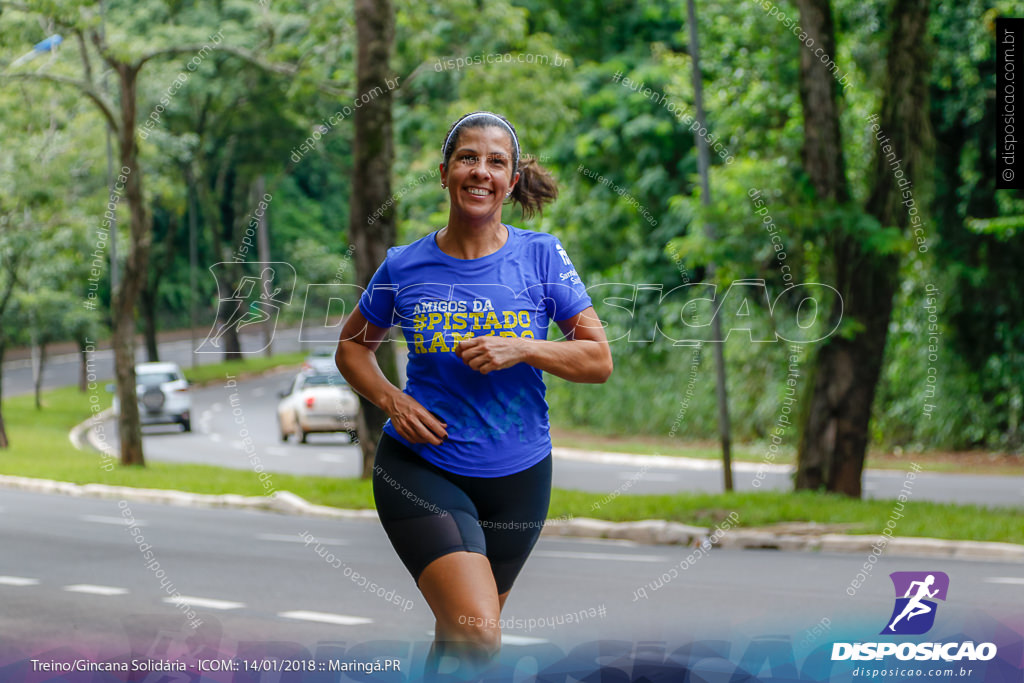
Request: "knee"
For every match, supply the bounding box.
[447,613,501,654]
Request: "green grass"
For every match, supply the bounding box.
[2,370,1022,545]
[182,351,307,386]
[551,429,1024,475]
[548,489,1024,544]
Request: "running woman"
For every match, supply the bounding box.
[335,111,612,673]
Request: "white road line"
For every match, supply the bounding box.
[257,534,350,545]
[618,472,677,482]
[560,538,640,548]
[0,576,40,586]
[251,388,265,397]
[279,611,372,626]
[212,403,223,412]
[164,596,244,610]
[80,514,145,527]
[532,550,666,563]
[266,446,290,456]
[501,634,549,646]
[209,433,222,443]
[317,453,345,463]
[427,630,546,646]
[64,584,129,596]
[985,577,1024,585]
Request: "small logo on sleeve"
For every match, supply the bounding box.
[555,243,572,265]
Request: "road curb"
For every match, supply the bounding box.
[2,472,1020,563]
[56,411,1024,563]
[0,474,377,520]
[541,517,709,545]
[70,408,117,456]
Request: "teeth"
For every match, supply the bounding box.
[467,188,491,196]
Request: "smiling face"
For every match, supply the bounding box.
[440,125,520,225]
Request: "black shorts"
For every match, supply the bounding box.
[372,432,552,594]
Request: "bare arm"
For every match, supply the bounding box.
[455,306,613,383]
[335,308,447,445]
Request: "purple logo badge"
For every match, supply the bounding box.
[881,571,950,635]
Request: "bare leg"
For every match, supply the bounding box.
[418,552,501,679]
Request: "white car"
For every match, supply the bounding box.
[301,346,338,375]
[277,371,359,444]
[112,362,192,432]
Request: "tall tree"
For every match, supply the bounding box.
[795,0,932,495]
[1,2,295,465]
[0,213,32,448]
[350,0,397,478]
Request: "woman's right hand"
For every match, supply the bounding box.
[383,391,448,445]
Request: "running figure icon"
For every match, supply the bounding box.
[888,574,938,631]
[881,571,949,635]
[196,261,296,354]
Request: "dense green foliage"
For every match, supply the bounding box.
[1,0,1020,454]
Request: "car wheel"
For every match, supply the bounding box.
[181,417,192,432]
[348,430,359,444]
[295,416,307,444]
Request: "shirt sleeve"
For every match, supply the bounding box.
[542,237,593,322]
[357,257,397,329]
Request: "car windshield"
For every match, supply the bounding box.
[138,372,178,386]
[301,373,347,387]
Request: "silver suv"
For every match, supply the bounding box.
[132,362,192,432]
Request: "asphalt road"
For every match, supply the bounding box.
[2,327,313,400]
[7,331,1023,506]
[1,488,1020,664]
[137,367,365,478]
[81,368,1024,507]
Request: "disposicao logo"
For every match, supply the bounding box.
[832,571,998,662]
[882,571,948,635]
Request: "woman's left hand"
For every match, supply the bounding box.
[455,335,526,374]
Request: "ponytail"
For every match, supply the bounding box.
[509,157,558,218]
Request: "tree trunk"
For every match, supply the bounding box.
[0,343,7,448]
[140,211,180,362]
[796,265,899,495]
[219,294,244,360]
[793,0,853,492]
[794,0,849,205]
[141,285,160,362]
[34,342,47,410]
[78,340,89,393]
[0,255,18,448]
[796,0,932,496]
[351,0,396,479]
[196,139,244,362]
[112,63,151,468]
[255,176,274,358]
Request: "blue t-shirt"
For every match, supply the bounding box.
[358,225,592,477]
